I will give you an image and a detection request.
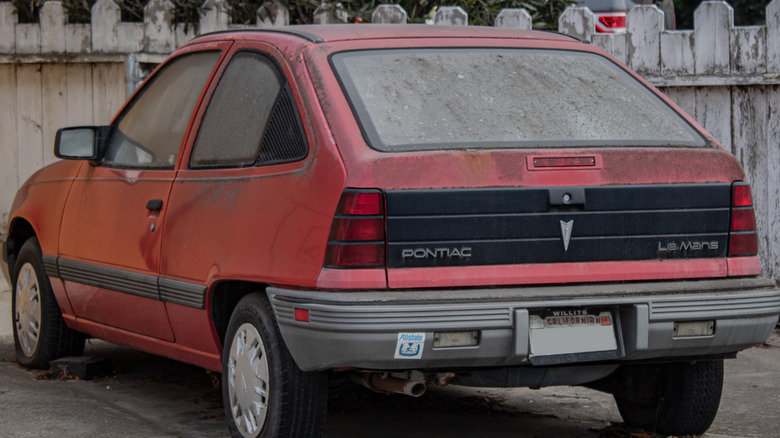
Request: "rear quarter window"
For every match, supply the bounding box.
[190,51,308,169]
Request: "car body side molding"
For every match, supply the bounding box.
[45,256,207,309]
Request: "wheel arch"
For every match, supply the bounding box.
[209,280,271,347]
[5,217,38,281]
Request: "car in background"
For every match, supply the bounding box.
[3,24,779,438]
[582,0,676,33]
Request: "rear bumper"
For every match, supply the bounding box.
[268,277,780,372]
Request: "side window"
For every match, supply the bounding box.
[190,51,308,169]
[103,51,221,169]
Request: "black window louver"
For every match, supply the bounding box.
[256,84,308,166]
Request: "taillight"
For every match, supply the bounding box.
[595,13,627,33]
[728,182,758,256]
[732,184,753,207]
[730,209,756,231]
[324,190,386,268]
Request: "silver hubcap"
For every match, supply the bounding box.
[15,263,42,357]
[228,322,270,438]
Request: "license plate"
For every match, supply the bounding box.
[529,310,617,357]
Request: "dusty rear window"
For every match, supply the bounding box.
[331,48,705,152]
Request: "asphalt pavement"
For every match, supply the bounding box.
[1,277,778,437]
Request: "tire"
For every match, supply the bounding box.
[614,360,724,436]
[222,293,328,438]
[12,237,85,369]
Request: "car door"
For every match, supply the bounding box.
[57,43,229,340]
[158,44,312,350]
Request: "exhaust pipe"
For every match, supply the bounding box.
[351,371,427,397]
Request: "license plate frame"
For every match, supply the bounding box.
[528,309,619,364]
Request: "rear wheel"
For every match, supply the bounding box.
[12,238,85,369]
[222,293,328,438]
[614,360,724,436]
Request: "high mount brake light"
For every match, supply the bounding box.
[533,156,596,168]
[728,182,758,257]
[324,190,386,268]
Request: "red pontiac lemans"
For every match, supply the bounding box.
[2,25,779,438]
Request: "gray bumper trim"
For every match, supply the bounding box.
[267,277,780,372]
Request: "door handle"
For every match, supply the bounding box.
[146,199,163,211]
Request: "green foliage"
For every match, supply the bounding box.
[725,0,771,25]
[333,0,440,24]
[170,0,210,32]
[63,0,96,23]
[7,0,575,29]
[337,0,575,28]
[385,0,434,22]
[12,0,43,23]
[222,0,575,28]
[674,0,772,29]
[115,0,150,22]
[287,0,320,24]
[11,0,148,24]
[226,0,260,25]
[520,0,578,29]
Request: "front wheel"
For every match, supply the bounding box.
[222,293,328,438]
[614,360,724,436]
[12,237,85,369]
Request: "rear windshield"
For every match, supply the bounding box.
[331,48,705,152]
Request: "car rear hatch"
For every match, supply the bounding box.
[316,40,759,289]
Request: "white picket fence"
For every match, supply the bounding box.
[0,0,778,283]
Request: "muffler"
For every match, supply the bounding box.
[351,371,427,397]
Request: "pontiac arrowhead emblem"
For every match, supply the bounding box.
[560,220,574,252]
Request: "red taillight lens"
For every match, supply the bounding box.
[329,218,384,241]
[728,182,758,257]
[325,190,386,268]
[732,184,753,207]
[325,243,385,267]
[598,14,626,30]
[730,209,756,231]
[728,233,758,257]
[337,192,383,215]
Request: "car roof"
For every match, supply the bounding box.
[191,24,581,46]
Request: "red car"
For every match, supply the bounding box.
[2,25,778,438]
[584,0,676,33]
